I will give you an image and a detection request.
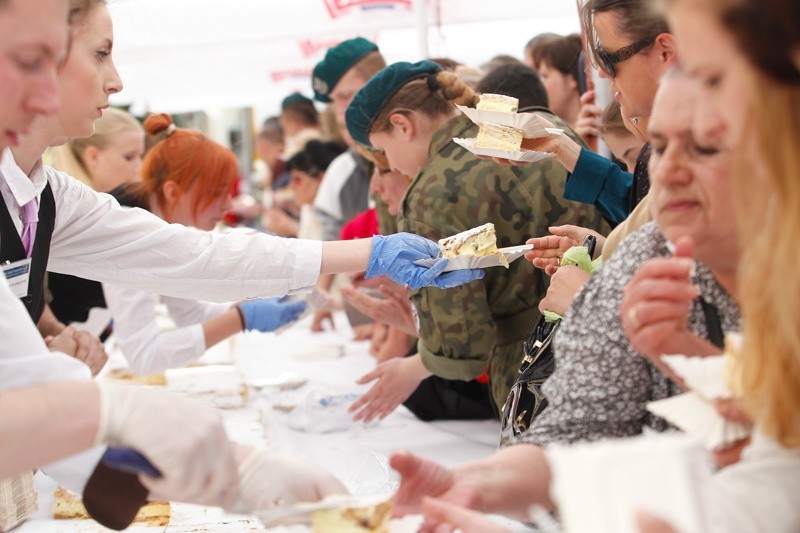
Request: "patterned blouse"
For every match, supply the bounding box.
[513,222,741,447]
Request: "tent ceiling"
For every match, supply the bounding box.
[109,0,581,113]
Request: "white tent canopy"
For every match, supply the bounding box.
[108,0,581,114]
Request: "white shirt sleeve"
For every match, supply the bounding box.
[45,169,323,302]
[163,295,231,327]
[103,283,222,375]
[0,275,104,493]
[708,431,800,533]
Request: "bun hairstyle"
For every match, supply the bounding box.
[369,70,480,137]
[122,113,238,222]
[285,140,347,178]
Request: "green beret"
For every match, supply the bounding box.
[345,60,442,148]
[312,37,379,103]
[282,92,315,111]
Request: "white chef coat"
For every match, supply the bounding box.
[103,281,231,374]
[0,148,323,301]
[0,147,324,494]
[709,430,800,533]
[0,273,104,494]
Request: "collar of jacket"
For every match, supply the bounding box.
[427,114,476,162]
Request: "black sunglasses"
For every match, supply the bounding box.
[595,34,658,78]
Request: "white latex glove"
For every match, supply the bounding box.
[237,448,347,512]
[94,382,239,509]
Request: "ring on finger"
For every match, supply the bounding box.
[627,307,641,330]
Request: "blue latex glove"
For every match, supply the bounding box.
[239,298,307,332]
[366,233,485,291]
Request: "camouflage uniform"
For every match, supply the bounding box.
[398,113,610,411]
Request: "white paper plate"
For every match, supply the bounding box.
[647,392,751,450]
[660,354,732,400]
[414,244,533,272]
[456,105,563,138]
[453,137,554,163]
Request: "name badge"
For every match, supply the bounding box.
[2,258,32,299]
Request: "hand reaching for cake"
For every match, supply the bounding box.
[236,448,346,512]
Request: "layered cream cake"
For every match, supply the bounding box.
[476,93,519,113]
[53,487,170,527]
[475,123,524,152]
[311,495,393,533]
[439,223,501,259]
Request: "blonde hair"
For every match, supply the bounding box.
[52,108,143,187]
[682,0,800,446]
[733,70,800,447]
[370,71,480,136]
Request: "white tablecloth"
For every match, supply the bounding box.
[20,313,502,531]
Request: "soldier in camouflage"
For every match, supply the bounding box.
[347,60,609,412]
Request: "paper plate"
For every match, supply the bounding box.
[453,137,554,164]
[660,354,732,400]
[456,105,563,138]
[647,392,751,450]
[414,244,533,272]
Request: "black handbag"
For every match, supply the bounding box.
[499,235,597,445]
[499,314,560,444]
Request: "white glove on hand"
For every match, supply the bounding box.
[237,448,346,512]
[94,382,239,509]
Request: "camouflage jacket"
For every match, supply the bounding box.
[398,113,609,384]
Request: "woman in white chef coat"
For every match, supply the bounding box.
[103,113,309,375]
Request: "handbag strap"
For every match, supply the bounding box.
[698,298,724,349]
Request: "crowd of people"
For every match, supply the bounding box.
[1,0,798,531]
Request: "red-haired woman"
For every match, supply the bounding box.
[102,114,308,374]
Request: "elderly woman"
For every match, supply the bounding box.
[388,67,741,522]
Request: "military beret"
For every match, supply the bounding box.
[312,37,379,103]
[281,92,315,111]
[345,60,442,148]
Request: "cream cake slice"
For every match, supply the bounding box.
[475,123,524,152]
[53,487,170,527]
[476,93,519,113]
[439,223,500,259]
[311,494,393,533]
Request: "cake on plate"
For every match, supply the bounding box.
[476,93,518,113]
[438,223,501,259]
[311,494,393,533]
[53,487,170,527]
[475,123,524,152]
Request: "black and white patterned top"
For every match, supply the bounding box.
[513,222,741,447]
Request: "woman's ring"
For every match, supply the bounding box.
[628,307,641,329]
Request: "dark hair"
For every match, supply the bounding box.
[480,54,524,75]
[535,34,584,84]
[524,32,561,60]
[477,63,549,110]
[107,182,152,211]
[285,140,346,179]
[581,0,669,71]
[281,101,319,127]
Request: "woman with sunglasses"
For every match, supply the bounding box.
[505,0,676,230]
